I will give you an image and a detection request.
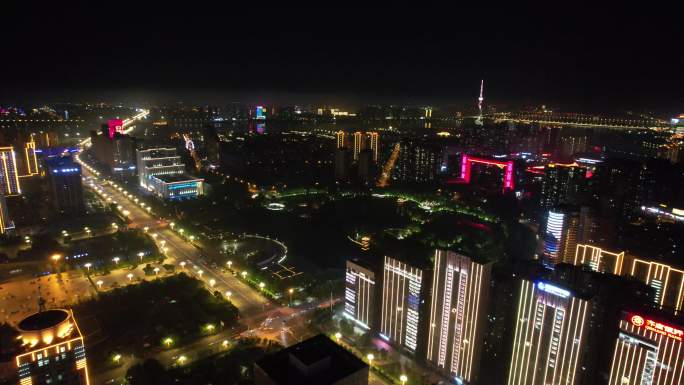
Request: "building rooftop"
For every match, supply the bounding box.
[153,174,203,183]
[255,334,367,385]
[18,309,69,331]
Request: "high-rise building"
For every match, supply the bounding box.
[90,128,137,174]
[540,163,587,209]
[45,156,85,216]
[542,207,594,267]
[136,148,186,189]
[0,194,14,235]
[344,259,377,331]
[353,132,364,160]
[608,311,683,385]
[558,136,588,160]
[23,136,39,176]
[380,255,429,354]
[254,334,368,385]
[629,259,684,312]
[367,132,379,162]
[0,146,21,195]
[15,309,90,385]
[507,280,590,385]
[573,244,625,275]
[203,125,220,165]
[336,131,346,149]
[425,250,491,384]
[394,139,440,183]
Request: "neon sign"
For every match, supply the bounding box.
[460,154,514,191]
[630,314,683,341]
[536,282,570,298]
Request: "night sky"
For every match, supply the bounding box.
[1,7,682,114]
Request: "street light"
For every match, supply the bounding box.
[127,273,134,281]
[112,257,120,265]
[180,261,186,269]
[84,262,91,271]
[226,260,232,269]
[288,288,294,306]
[170,222,175,229]
[177,355,187,365]
[189,235,195,242]
[209,279,216,287]
[225,291,232,298]
[400,374,408,385]
[154,267,160,275]
[51,253,61,262]
[113,354,122,364]
[367,354,374,366]
[334,332,341,341]
[138,252,144,261]
[259,282,265,290]
[96,280,103,289]
[163,337,173,347]
[198,270,204,277]
[241,271,247,278]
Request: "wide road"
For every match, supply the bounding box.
[78,157,270,320]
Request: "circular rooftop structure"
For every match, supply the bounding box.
[18,309,69,331]
[18,309,74,347]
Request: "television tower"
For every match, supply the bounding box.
[475,79,484,126]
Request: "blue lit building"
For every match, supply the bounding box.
[45,156,85,215]
[137,148,204,200]
[148,174,204,201]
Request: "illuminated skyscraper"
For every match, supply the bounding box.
[353,132,364,160]
[367,132,379,162]
[23,136,39,176]
[540,163,587,209]
[542,207,594,267]
[380,255,428,354]
[336,131,346,149]
[573,244,625,275]
[344,259,377,331]
[0,194,14,235]
[45,156,85,215]
[629,259,684,312]
[15,309,90,385]
[425,250,491,384]
[507,280,590,385]
[608,311,683,385]
[136,148,185,189]
[0,146,21,195]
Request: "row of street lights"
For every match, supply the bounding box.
[334,332,408,385]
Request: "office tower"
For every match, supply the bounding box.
[395,139,440,183]
[137,148,203,200]
[542,207,594,267]
[91,128,137,174]
[254,334,368,385]
[15,309,90,385]
[136,148,186,189]
[0,194,14,235]
[573,244,625,275]
[425,250,491,384]
[353,132,364,160]
[629,259,684,312]
[45,156,85,215]
[507,280,590,385]
[540,163,587,209]
[608,311,683,385]
[344,259,377,331]
[0,146,21,195]
[367,132,379,162]
[380,255,429,354]
[23,136,39,176]
[336,131,346,149]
